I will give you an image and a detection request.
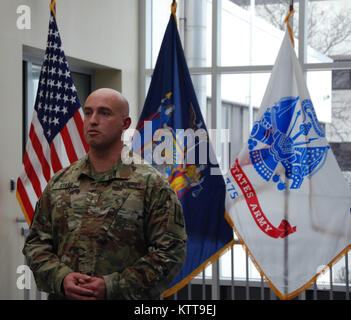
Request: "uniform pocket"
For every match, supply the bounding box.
[104,185,145,245]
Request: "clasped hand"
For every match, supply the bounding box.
[63,272,106,300]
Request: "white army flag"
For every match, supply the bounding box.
[225,27,351,299]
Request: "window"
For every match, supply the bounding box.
[333,70,351,90]
[141,0,351,299]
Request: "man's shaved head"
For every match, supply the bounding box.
[85,88,129,117]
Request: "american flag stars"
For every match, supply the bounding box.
[35,13,80,144]
[17,4,88,224]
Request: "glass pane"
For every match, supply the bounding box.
[220,244,260,280]
[332,69,351,90]
[248,256,261,281]
[184,0,212,68]
[190,74,211,126]
[233,245,247,280]
[195,265,213,280]
[152,0,175,68]
[316,253,350,290]
[306,70,332,124]
[221,0,298,66]
[323,67,351,187]
[332,254,350,286]
[151,0,211,68]
[315,265,330,290]
[221,73,270,161]
[325,74,351,143]
[307,0,351,63]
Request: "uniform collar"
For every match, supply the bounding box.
[78,153,134,181]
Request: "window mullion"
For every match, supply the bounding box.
[211,0,222,301]
[298,0,307,78]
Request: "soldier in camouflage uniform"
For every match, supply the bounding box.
[22,88,187,300]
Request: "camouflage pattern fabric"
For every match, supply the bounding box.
[22,154,187,299]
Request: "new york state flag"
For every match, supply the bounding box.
[225,28,351,299]
[132,6,234,297]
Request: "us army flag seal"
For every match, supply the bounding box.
[225,26,351,299]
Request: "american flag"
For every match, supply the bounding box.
[16,2,89,225]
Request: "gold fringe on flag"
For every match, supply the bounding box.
[225,210,351,300]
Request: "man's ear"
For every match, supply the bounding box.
[123,117,132,131]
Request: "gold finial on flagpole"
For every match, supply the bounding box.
[290,0,294,12]
[50,0,57,20]
[171,0,178,25]
[284,3,295,47]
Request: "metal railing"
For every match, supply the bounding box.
[19,220,350,300]
[164,244,350,300]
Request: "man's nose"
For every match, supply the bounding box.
[89,112,98,125]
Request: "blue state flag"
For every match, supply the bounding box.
[132,10,234,297]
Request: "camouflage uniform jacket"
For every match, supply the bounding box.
[22,154,187,299]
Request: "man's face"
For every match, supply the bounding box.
[83,91,130,150]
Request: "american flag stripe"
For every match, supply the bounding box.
[60,125,79,163]
[25,139,48,190]
[16,179,35,224]
[17,3,89,225]
[73,109,89,153]
[29,124,51,182]
[52,138,69,169]
[49,142,63,174]
[31,111,54,175]
[19,172,37,210]
[67,114,87,159]
[22,151,42,199]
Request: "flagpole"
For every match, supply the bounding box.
[171,0,177,25]
[50,0,56,20]
[283,1,294,298]
[284,4,295,47]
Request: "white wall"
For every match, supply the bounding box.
[0,0,138,299]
